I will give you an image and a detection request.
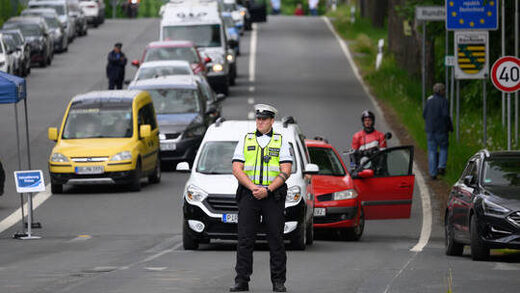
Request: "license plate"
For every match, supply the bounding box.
[313,208,326,217]
[222,213,238,223]
[160,142,176,151]
[75,166,104,174]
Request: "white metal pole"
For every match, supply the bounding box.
[422,21,426,109]
[483,79,487,146]
[456,80,460,142]
[26,194,32,238]
[450,67,454,118]
[13,103,26,235]
[515,0,519,146]
[508,94,512,150]
[445,30,449,97]
[502,0,506,126]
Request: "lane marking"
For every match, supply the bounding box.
[0,185,53,234]
[248,112,255,120]
[247,97,255,104]
[145,267,168,272]
[68,235,92,242]
[383,253,417,293]
[322,16,432,252]
[249,86,255,92]
[249,23,258,83]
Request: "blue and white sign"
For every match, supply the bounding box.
[446,0,498,30]
[14,170,46,193]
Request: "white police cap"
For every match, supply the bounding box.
[254,104,278,118]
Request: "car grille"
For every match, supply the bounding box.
[71,157,109,162]
[317,193,333,202]
[165,133,180,140]
[507,212,520,226]
[206,195,237,212]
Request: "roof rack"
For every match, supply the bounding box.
[215,117,226,127]
[282,116,296,128]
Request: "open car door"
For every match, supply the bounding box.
[248,0,267,22]
[352,146,415,220]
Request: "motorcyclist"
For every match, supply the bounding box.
[350,110,387,168]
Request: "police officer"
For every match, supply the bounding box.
[230,104,293,292]
[106,42,127,90]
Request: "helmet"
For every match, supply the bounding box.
[361,110,375,124]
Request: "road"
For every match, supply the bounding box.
[0,16,519,293]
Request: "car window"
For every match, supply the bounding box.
[163,24,222,48]
[482,157,520,187]
[144,47,200,63]
[0,41,3,53]
[361,147,412,177]
[29,4,65,15]
[136,66,191,80]
[3,23,42,37]
[139,103,157,130]
[308,147,345,176]
[147,88,200,114]
[459,160,476,182]
[197,141,237,174]
[287,142,297,173]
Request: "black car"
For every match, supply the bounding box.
[0,29,31,76]
[445,150,520,261]
[2,17,54,67]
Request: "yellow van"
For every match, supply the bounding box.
[48,90,160,193]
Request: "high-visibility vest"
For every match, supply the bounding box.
[243,131,282,186]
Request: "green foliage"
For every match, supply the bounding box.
[0,0,13,27]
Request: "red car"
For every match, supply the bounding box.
[131,40,209,76]
[305,138,415,240]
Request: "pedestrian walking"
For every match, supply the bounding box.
[294,3,304,16]
[106,42,127,90]
[308,0,319,15]
[230,104,293,292]
[270,0,281,14]
[423,83,452,180]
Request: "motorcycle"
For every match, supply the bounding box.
[345,132,392,174]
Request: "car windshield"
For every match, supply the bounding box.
[3,23,42,37]
[163,25,221,48]
[197,141,237,174]
[147,88,200,114]
[137,66,191,80]
[144,47,200,63]
[62,102,133,139]
[43,16,60,28]
[30,4,65,15]
[4,32,22,45]
[483,158,520,187]
[308,147,346,176]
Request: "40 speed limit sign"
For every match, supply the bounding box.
[491,56,520,93]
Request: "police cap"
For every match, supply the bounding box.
[114,42,123,48]
[254,104,278,118]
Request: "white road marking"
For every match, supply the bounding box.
[248,112,255,120]
[322,16,432,252]
[248,97,255,104]
[249,23,258,82]
[493,263,520,271]
[68,235,92,242]
[145,267,168,271]
[0,185,53,234]
[249,86,255,92]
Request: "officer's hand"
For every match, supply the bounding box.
[252,187,268,199]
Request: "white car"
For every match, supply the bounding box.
[130,60,194,84]
[177,118,318,250]
[0,33,16,74]
[79,0,105,27]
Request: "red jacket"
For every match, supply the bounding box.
[351,129,386,151]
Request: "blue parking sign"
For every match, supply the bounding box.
[14,170,46,193]
[446,0,498,30]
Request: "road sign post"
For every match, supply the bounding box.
[13,170,45,240]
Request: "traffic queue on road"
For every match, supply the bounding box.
[0,0,105,76]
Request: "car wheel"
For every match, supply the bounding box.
[290,222,306,250]
[221,84,229,96]
[148,155,161,184]
[342,208,365,241]
[305,216,313,245]
[183,221,199,250]
[40,59,47,68]
[128,160,142,192]
[445,212,464,256]
[51,183,63,194]
[470,215,490,261]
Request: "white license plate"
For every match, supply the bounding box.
[313,208,326,217]
[160,142,176,151]
[75,166,104,175]
[222,213,238,223]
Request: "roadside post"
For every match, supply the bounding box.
[445,55,455,118]
[13,170,45,240]
[446,1,498,143]
[490,56,520,150]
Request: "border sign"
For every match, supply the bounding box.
[455,31,489,79]
[491,56,520,93]
[415,6,445,21]
[14,170,45,193]
[446,0,498,30]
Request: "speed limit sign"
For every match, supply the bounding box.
[491,56,520,93]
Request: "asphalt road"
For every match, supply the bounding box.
[0,16,519,293]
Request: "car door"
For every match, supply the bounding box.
[138,104,158,172]
[457,160,479,238]
[353,146,415,220]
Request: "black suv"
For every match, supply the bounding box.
[445,150,520,260]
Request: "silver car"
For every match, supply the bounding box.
[22,8,68,52]
[28,0,76,42]
[0,29,31,76]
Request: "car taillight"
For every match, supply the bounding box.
[88,4,97,8]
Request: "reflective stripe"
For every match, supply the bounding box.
[244,166,255,171]
[359,140,380,151]
[248,175,277,183]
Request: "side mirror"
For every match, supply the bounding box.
[176,162,190,172]
[205,106,217,115]
[303,163,319,175]
[204,57,212,64]
[463,175,475,186]
[131,59,140,67]
[139,124,151,138]
[216,93,226,102]
[48,127,58,141]
[357,169,374,179]
[385,132,392,140]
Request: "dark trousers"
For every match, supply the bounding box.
[108,78,123,90]
[235,188,286,284]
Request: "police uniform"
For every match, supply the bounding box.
[230,104,292,292]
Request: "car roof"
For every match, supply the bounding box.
[161,4,221,25]
[203,120,299,143]
[305,139,333,148]
[139,60,192,68]
[482,150,520,158]
[22,8,58,14]
[6,16,45,24]
[129,75,198,89]
[0,29,23,36]
[147,40,195,48]
[28,0,67,5]
[71,90,143,102]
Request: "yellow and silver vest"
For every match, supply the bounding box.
[243,132,282,186]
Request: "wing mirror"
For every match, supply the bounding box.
[463,175,475,186]
[385,132,392,140]
[131,59,140,67]
[204,56,212,64]
[176,162,191,172]
[139,124,151,138]
[48,127,58,141]
[205,106,217,115]
[216,93,226,102]
[357,169,374,179]
[303,163,319,175]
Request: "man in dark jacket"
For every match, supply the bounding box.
[106,42,127,90]
[423,83,451,180]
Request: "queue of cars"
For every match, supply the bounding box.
[0,0,104,76]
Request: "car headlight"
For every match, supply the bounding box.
[111,151,132,161]
[50,152,69,162]
[482,199,510,216]
[286,186,301,203]
[186,185,208,202]
[212,63,223,72]
[159,133,166,140]
[333,189,358,200]
[226,54,234,62]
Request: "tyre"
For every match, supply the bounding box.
[128,160,142,192]
[290,222,306,250]
[470,215,489,261]
[445,213,464,256]
[183,221,199,250]
[148,156,161,184]
[305,216,313,245]
[51,183,63,194]
[40,59,47,68]
[342,209,365,241]
[220,83,229,96]
[47,55,52,66]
